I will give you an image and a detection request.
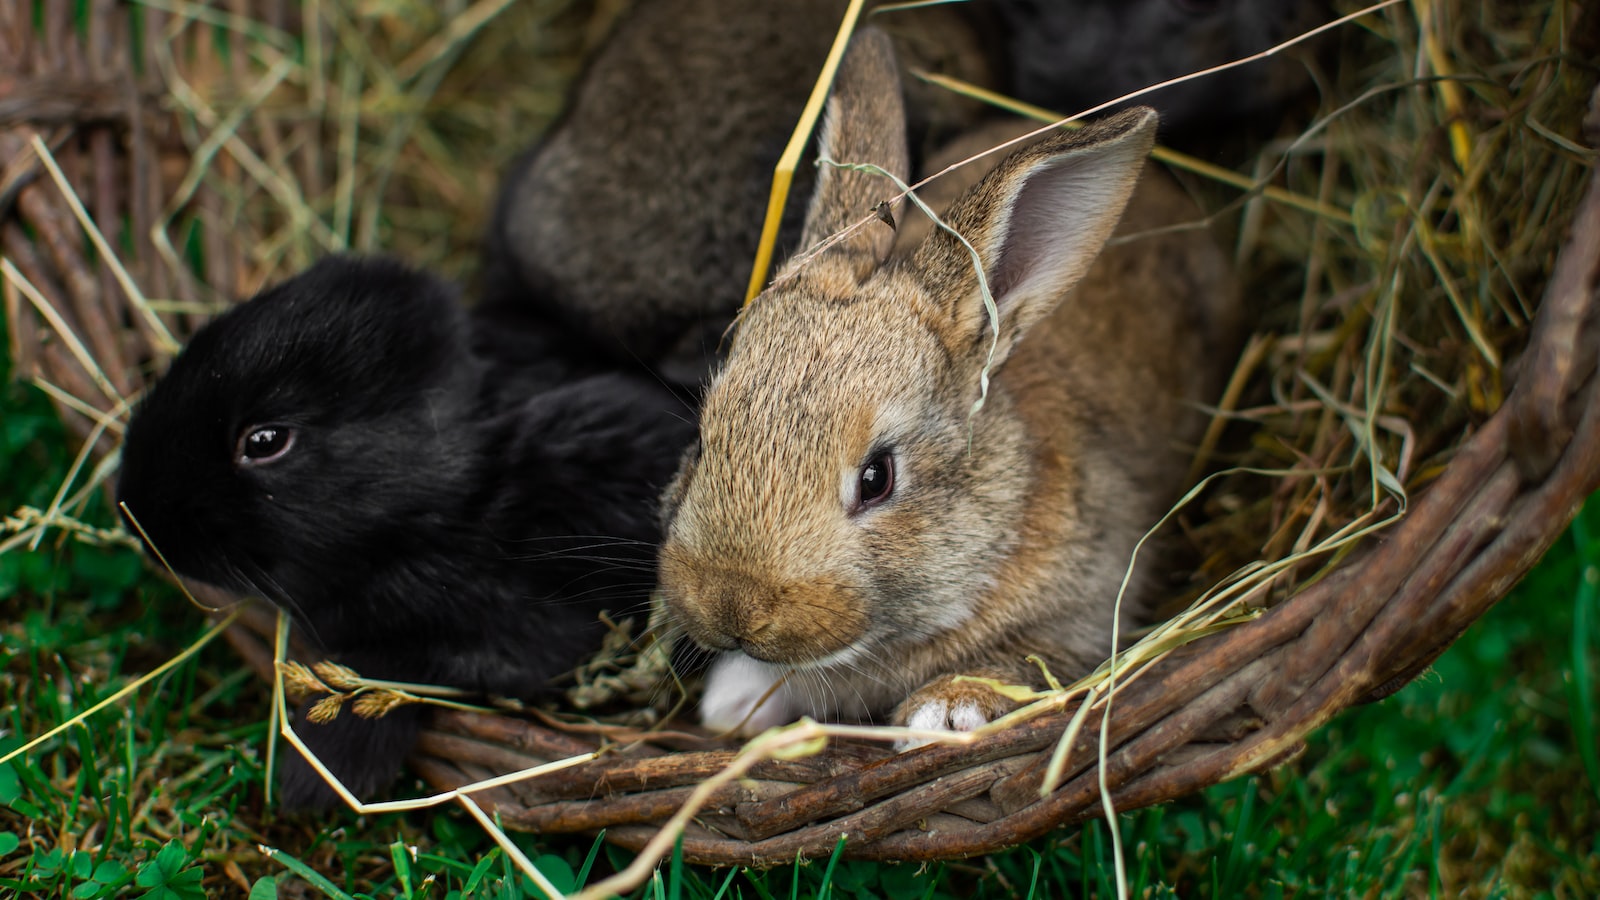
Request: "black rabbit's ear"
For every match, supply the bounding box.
[175,255,478,420]
[285,255,469,349]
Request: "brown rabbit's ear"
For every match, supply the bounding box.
[787,27,910,288]
[913,107,1159,367]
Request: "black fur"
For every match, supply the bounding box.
[990,0,1335,137]
[116,256,696,808]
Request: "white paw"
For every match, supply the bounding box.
[700,652,796,735]
[895,697,992,751]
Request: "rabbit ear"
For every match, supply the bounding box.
[913,107,1159,368]
[788,28,910,286]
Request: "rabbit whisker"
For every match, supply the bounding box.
[510,554,658,570]
[237,562,327,649]
[536,584,658,607]
[506,534,656,547]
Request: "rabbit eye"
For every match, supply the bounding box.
[855,451,895,511]
[237,425,295,465]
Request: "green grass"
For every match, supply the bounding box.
[2,361,1597,898]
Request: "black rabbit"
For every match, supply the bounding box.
[990,0,1335,136]
[116,255,696,808]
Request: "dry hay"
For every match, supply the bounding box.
[1183,0,1596,605]
[2,0,1598,892]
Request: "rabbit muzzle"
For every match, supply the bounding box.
[660,560,869,666]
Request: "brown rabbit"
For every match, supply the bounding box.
[655,29,1240,741]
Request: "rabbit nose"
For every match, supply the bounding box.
[683,596,750,652]
[695,611,784,660]
[696,628,741,652]
[693,583,772,643]
[708,616,779,656]
[735,621,781,659]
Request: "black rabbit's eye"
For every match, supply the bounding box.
[856,451,895,511]
[1171,0,1224,13]
[237,425,295,465]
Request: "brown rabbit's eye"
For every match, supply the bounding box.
[237,425,295,465]
[856,451,895,510]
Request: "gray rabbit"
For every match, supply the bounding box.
[484,0,1003,387]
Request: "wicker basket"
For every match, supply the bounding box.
[4,0,1598,869]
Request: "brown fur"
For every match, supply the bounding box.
[658,34,1240,735]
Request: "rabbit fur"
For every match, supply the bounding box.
[655,30,1240,742]
[990,0,1335,136]
[116,256,696,807]
[485,0,1003,388]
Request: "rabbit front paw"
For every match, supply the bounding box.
[892,674,1018,751]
